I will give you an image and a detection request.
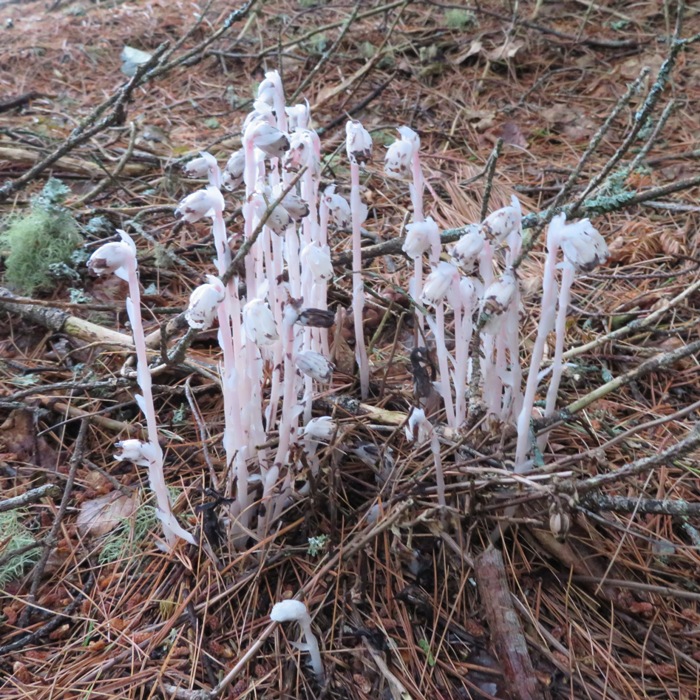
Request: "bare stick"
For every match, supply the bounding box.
[0,484,61,514]
[474,546,541,700]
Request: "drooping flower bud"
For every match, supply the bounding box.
[242,298,279,346]
[404,407,431,445]
[345,120,372,166]
[257,74,277,106]
[294,307,336,328]
[296,350,334,383]
[300,243,333,282]
[323,185,351,230]
[115,439,157,467]
[183,152,220,185]
[284,129,316,172]
[222,149,245,190]
[175,186,225,223]
[286,102,310,130]
[384,126,419,179]
[560,219,609,272]
[185,275,225,330]
[480,268,517,331]
[421,261,460,307]
[87,230,137,282]
[450,224,485,272]
[303,416,337,442]
[402,217,439,260]
[482,197,521,243]
[246,120,289,159]
[278,188,310,222]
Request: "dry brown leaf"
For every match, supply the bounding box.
[486,39,524,63]
[77,491,139,537]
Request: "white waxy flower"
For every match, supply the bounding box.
[560,219,609,272]
[87,230,137,282]
[246,120,289,159]
[270,599,324,680]
[323,185,351,229]
[421,261,459,307]
[175,186,225,223]
[345,120,372,166]
[271,599,309,624]
[284,129,317,172]
[296,351,334,383]
[222,149,245,190]
[185,275,225,330]
[242,298,279,346]
[384,126,419,179]
[402,217,439,259]
[385,140,414,179]
[183,152,219,181]
[115,439,157,467]
[279,189,310,222]
[267,203,293,235]
[480,268,517,331]
[301,242,333,282]
[242,100,275,130]
[404,407,431,445]
[257,74,277,106]
[303,416,337,442]
[482,197,521,242]
[450,224,485,271]
[286,102,310,130]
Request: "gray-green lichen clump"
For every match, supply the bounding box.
[0,178,82,294]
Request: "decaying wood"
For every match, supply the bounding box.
[475,546,541,700]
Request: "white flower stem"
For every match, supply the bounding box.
[350,160,370,398]
[515,235,560,473]
[539,262,576,450]
[124,257,190,548]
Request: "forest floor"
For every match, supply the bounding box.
[1,0,700,698]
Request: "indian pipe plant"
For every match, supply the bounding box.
[84,70,610,587]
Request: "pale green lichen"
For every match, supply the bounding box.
[0,178,83,294]
[0,510,40,588]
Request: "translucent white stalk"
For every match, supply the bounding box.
[514,215,563,472]
[349,157,370,399]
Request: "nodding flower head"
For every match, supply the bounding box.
[560,219,609,272]
[385,126,420,179]
[301,242,333,282]
[183,152,220,186]
[323,185,351,230]
[222,149,245,190]
[303,416,337,442]
[296,351,334,383]
[256,73,278,106]
[242,298,279,346]
[245,119,289,160]
[286,101,310,130]
[115,438,157,467]
[293,307,336,329]
[345,120,372,166]
[480,268,517,331]
[278,188,310,222]
[482,197,522,243]
[402,217,439,260]
[284,129,317,172]
[87,230,137,282]
[253,191,294,235]
[185,275,225,330]
[421,261,460,307]
[175,186,225,223]
[450,224,485,272]
[404,406,432,445]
